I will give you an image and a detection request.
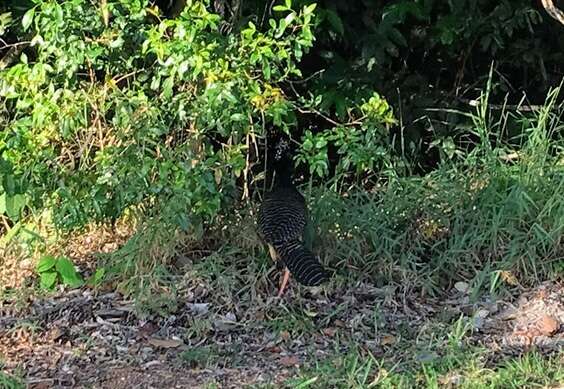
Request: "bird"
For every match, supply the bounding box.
[257,136,330,297]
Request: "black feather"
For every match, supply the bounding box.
[276,240,329,286]
[257,137,330,287]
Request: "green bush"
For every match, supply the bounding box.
[0,0,398,232]
[245,0,564,168]
[2,1,562,278]
[1,0,309,229]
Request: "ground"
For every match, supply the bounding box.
[1,276,562,388]
[1,208,563,388]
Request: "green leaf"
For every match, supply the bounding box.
[263,62,271,79]
[0,12,13,36]
[284,12,296,26]
[150,76,161,90]
[176,213,190,231]
[5,194,26,220]
[303,138,313,151]
[93,267,106,283]
[40,271,58,289]
[87,267,106,286]
[109,36,124,49]
[266,18,276,30]
[272,5,287,12]
[285,0,292,8]
[389,27,407,47]
[162,76,175,98]
[230,113,245,122]
[315,138,327,148]
[55,257,83,287]
[276,18,288,38]
[3,174,15,195]
[37,256,57,273]
[21,7,35,31]
[304,3,317,15]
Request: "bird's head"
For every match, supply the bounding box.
[268,135,295,186]
[273,137,291,161]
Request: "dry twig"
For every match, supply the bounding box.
[541,0,564,25]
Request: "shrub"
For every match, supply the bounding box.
[1,0,399,232]
[0,0,315,230]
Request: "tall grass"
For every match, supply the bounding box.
[3,84,561,308]
[104,84,564,306]
[310,84,564,295]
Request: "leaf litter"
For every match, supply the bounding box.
[0,277,562,388]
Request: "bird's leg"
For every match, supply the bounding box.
[277,268,291,297]
[267,244,278,261]
[268,244,284,270]
[267,244,289,296]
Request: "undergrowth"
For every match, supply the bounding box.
[86,84,564,312]
[2,84,562,314]
[286,313,563,388]
[1,2,563,387]
[0,0,562,312]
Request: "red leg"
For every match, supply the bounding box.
[277,268,291,297]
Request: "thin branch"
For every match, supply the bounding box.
[296,107,365,127]
[287,69,325,85]
[261,0,277,28]
[0,41,31,50]
[287,75,365,127]
[0,44,28,70]
[541,0,564,25]
[112,69,144,84]
[455,97,545,112]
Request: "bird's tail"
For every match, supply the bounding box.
[276,240,330,286]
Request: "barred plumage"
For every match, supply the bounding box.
[257,186,306,246]
[275,240,328,286]
[257,138,329,292]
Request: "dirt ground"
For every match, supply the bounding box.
[1,278,562,388]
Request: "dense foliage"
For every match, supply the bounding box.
[0,0,562,234]
[0,0,396,233]
[243,0,564,170]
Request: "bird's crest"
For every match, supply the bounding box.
[274,138,291,161]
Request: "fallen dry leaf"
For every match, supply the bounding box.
[266,346,282,353]
[454,281,470,294]
[473,309,490,330]
[138,322,159,338]
[380,334,396,346]
[499,270,519,286]
[147,337,184,348]
[279,355,300,367]
[322,327,337,337]
[187,303,209,315]
[438,373,462,386]
[537,315,559,336]
[213,312,238,332]
[304,310,318,318]
[513,314,560,345]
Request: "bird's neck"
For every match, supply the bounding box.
[273,156,294,187]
